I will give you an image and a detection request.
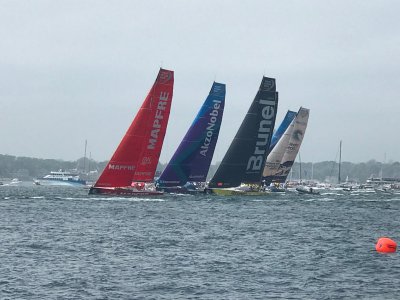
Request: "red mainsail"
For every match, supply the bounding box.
[94,69,174,188]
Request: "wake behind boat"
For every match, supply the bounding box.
[89,68,174,196]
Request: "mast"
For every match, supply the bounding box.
[83,139,87,174]
[311,162,314,181]
[380,152,386,178]
[338,140,342,184]
[88,152,91,173]
[299,152,302,183]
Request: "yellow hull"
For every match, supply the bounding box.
[209,188,268,196]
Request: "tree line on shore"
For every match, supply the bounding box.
[1,154,400,183]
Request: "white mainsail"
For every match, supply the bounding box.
[273,107,310,183]
[262,116,296,180]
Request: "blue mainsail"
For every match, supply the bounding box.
[269,110,297,151]
[158,82,225,187]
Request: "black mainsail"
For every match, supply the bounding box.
[208,77,278,188]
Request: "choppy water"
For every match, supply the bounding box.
[1,184,399,299]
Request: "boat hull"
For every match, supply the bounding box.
[206,188,267,196]
[157,186,205,195]
[295,186,320,195]
[268,186,286,193]
[89,186,164,196]
[37,179,86,187]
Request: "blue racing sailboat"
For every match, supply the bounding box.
[269,110,297,151]
[157,82,226,193]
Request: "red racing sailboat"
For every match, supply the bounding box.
[89,68,174,196]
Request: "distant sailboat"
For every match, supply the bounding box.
[207,76,279,195]
[338,140,342,184]
[157,82,225,194]
[89,68,174,196]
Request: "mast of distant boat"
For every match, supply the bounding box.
[299,152,302,184]
[83,139,87,174]
[379,152,386,179]
[311,162,314,181]
[88,152,91,174]
[338,140,342,184]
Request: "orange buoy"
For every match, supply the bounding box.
[375,237,397,253]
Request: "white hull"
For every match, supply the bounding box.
[36,179,85,187]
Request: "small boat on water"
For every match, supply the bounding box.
[0,178,22,186]
[374,186,394,195]
[89,68,174,196]
[267,183,287,193]
[35,170,86,186]
[10,178,21,185]
[296,185,320,195]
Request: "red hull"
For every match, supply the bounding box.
[89,186,164,196]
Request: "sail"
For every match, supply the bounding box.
[158,82,225,187]
[94,68,174,188]
[269,110,297,151]
[208,77,279,188]
[262,114,296,184]
[273,107,310,183]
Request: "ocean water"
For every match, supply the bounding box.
[1,185,399,299]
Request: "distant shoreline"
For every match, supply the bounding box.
[2,153,399,184]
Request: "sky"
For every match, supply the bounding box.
[1,0,400,164]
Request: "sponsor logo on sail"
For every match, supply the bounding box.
[246,98,276,172]
[148,91,170,150]
[261,78,275,91]
[292,129,304,141]
[134,171,152,176]
[158,70,172,84]
[108,164,135,171]
[200,99,222,157]
[141,157,152,165]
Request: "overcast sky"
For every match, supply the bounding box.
[1,0,400,164]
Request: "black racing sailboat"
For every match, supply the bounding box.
[207,76,278,195]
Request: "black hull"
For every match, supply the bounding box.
[89,186,163,196]
[157,186,205,195]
